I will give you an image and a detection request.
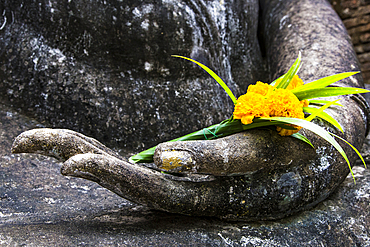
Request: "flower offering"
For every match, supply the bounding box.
[130,54,369,182]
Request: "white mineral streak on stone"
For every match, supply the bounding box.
[0,16,6,30]
[144,61,153,71]
[185,5,203,49]
[240,235,279,246]
[0,235,15,246]
[218,233,234,246]
[311,43,321,51]
[228,186,235,203]
[349,74,358,85]
[279,15,289,30]
[132,7,141,18]
[29,37,67,71]
[218,140,230,164]
[0,212,13,218]
[43,197,57,204]
[141,19,150,30]
[209,1,235,93]
[316,146,332,171]
[69,182,91,193]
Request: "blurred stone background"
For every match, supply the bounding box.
[331,0,370,84]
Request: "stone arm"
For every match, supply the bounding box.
[11,0,370,220]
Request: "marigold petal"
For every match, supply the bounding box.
[276,125,302,136]
[247,81,273,96]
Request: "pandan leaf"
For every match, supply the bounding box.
[330,132,367,169]
[308,100,343,107]
[275,52,301,89]
[304,107,343,132]
[305,99,341,122]
[129,117,306,163]
[260,116,355,183]
[294,87,370,101]
[292,132,314,148]
[172,55,237,104]
[291,71,359,93]
[130,119,244,163]
[129,146,157,163]
[270,74,285,86]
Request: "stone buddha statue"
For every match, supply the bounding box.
[2,0,368,220]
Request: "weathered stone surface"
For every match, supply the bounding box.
[1,0,370,245]
[261,0,361,87]
[10,88,367,221]
[1,102,370,245]
[0,0,264,151]
[2,0,368,220]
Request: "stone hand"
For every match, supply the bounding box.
[11,104,365,221]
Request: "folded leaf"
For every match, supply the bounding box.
[303,107,343,132]
[308,100,343,107]
[260,116,355,182]
[330,132,367,169]
[291,133,314,148]
[291,71,359,93]
[294,87,370,101]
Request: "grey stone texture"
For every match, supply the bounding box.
[0,0,264,151]
[1,101,370,245]
[1,0,370,245]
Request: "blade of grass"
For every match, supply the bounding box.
[291,71,359,93]
[172,55,237,104]
[330,132,367,169]
[270,74,285,86]
[294,87,370,101]
[260,116,355,183]
[291,132,314,148]
[303,107,343,132]
[305,99,341,121]
[308,100,343,107]
[275,52,301,89]
[129,146,157,163]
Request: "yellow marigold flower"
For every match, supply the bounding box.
[276,125,301,136]
[267,88,304,136]
[233,79,307,136]
[275,74,309,110]
[233,92,270,125]
[267,89,305,119]
[301,99,309,108]
[247,81,273,96]
[285,74,304,90]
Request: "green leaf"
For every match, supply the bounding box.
[305,99,340,122]
[293,87,370,101]
[129,117,308,163]
[129,119,245,163]
[291,132,314,148]
[172,55,237,104]
[129,146,157,163]
[303,107,343,132]
[308,100,343,107]
[270,74,285,86]
[260,116,356,183]
[275,52,301,89]
[291,71,359,93]
[330,132,367,169]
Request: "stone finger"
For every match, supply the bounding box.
[11,128,121,161]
